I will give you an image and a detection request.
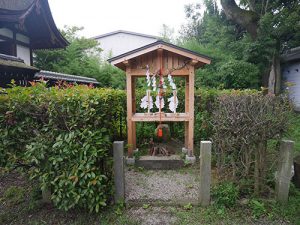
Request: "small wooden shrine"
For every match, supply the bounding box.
[108,40,211,159]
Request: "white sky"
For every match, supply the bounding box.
[48,0,201,38]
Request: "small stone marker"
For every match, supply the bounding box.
[113,141,125,203]
[276,140,294,204]
[199,141,212,206]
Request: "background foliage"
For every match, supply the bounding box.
[178,0,300,89]
[34,26,125,89]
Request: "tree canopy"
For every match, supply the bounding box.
[179,0,300,89]
[34,26,125,89]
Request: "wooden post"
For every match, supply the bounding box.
[184,76,189,149]
[199,141,212,206]
[132,77,136,151]
[125,62,133,158]
[188,63,195,156]
[113,141,125,203]
[276,140,294,204]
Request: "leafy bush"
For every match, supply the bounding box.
[212,182,239,207]
[212,92,292,195]
[0,83,126,212]
[249,199,266,218]
[216,60,260,89]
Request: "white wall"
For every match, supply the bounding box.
[282,61,300,111]
[0,28,13,38]
[96,33,157,59]
[16,33,30,44]
[16,45,31,65]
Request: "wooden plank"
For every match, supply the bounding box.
[173,55,178,68]
[110,43,211,66]
[130,68,189,76]
[168,52,173,70]
[132,113,190,122]
[161,45,211,65]
[157,48,163,71]
[151,51,155,69]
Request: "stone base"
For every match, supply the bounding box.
[133,148,139,153]
[185,155,196,164]
[182,147,188,154]
[136,155,184,170]
[126,157,135,165]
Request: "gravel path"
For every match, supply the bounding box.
[127,207,177,225]
[125,168,199,204]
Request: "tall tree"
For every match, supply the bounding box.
[220,0,300,88]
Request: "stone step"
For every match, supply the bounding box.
[135,155,184,170]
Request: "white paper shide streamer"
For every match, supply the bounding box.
[168,74,176,90]
[168,92,178,113]
[140,90,153,111]
[140,67,179,113]
[140,66,154,112]
[167,74,178,113]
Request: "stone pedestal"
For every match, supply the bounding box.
[199,141,212,206]
[136,155,184,170]
[113,141,125,203]
[185,155,196,164]
[276,140,294,204]
[182,147,188,154]
[126,156,135,165]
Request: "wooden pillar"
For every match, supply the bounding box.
[188,63,195,156]
[132,77,136,150]
[184,76,189,149]
[125,62,133,158]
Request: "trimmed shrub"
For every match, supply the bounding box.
[0,83,125,212]
[212,92,292,195]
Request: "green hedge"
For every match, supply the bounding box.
[0,83,259,211]
[0,84,125,212]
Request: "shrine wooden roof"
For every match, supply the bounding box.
[35,70,100,85]
[0,53,38,71]
[108,40,211,70]
[0,0,68,49]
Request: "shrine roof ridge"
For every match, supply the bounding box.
[107,40,212,63]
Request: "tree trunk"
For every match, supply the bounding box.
[220,0,259,40]
[268,54,281,95]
